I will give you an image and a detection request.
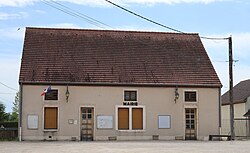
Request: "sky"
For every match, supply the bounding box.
[0,0,250,112]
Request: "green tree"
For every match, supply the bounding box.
[0,102,7,122]
[10,92,19,121]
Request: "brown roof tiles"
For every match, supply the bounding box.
[19,27,221,87]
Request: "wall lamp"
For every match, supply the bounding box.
[66,85,70,102]
[174,87,179,103]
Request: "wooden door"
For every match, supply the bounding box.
[185,108,197,140]
[81,107,94,141]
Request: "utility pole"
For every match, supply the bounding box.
[229,36,235,140]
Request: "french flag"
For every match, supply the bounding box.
[41,86,52,96]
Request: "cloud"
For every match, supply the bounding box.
[0,12,28,20]
[0,23,81,41]
[0,0,228,7]
[0,0,39,7]
[0,28,25,40]
[35,10,46,14]
[0,55,20,113]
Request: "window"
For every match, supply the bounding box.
[117,107,144,130]
[124,91,137,101]
[45,89,58,100]
[185,91,197,102]
[44,107,58,129]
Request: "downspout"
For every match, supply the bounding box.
[19,83,23,141]
[219,88,222,135]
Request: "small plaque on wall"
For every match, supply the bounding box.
[158,115,171,129]
[68,119,74,124]
[27,115,38,129]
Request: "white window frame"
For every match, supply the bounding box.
[123,89,138,102]
[115,105,146,131]
[43,88,59,102]
[183,90,198,103]
[43,106,59,131]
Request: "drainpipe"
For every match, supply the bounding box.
[219,88,221,135]
[19,83,23,141]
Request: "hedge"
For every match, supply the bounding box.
[0,121,18,129]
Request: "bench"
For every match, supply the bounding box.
[209,135,231,141]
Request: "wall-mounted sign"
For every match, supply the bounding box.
[28,115,38,129]
[97,115,113,129]
[123,102,138,106]
[68,119,74,124]
[158,115,171,129]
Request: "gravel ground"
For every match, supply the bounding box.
[0,140,250,153]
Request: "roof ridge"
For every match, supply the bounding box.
[26,27,199,36]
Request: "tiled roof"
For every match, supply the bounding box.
[19,27,221,87]
[222,79,250,105]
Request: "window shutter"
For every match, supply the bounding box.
[44,107,58,129]
[118,108,129,130]
[132,108,143,130]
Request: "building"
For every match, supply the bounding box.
[19,27,221,141]
[221,79,250,137]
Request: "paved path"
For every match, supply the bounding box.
[1,141,250,153]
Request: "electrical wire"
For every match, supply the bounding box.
[104,0,229,40]
[49,0,114,29]
[0,82,18,92]
[42,0,112,29]
[105,0,184,33]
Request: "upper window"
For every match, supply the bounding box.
[124,91,137,101]
[45,89,58,100]
[185,91,197,102]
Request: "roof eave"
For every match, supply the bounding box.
[19,81,222,88]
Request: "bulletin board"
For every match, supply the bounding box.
[27,115,38,129]
[97,115,113,129]
[158,115,171,129]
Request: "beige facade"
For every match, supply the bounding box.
[20,85,220,141]
[221,102,250,136]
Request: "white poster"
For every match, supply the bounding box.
[28,115,38,129]
[97,115,113,129]
[158,115,171,129]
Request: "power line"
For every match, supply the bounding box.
[42,0,104,29]
[0,82,18,92]
[105,0,183,33]
[200,36,228,40]
[105,0,228,40]
[49,0,114,29]
[42,0,113,29]
[212,60,239,63]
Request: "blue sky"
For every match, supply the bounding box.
[0,0,250,112]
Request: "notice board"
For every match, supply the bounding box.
[97,115,113,129]
[158,115,171,129]
[27,115,38,129]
